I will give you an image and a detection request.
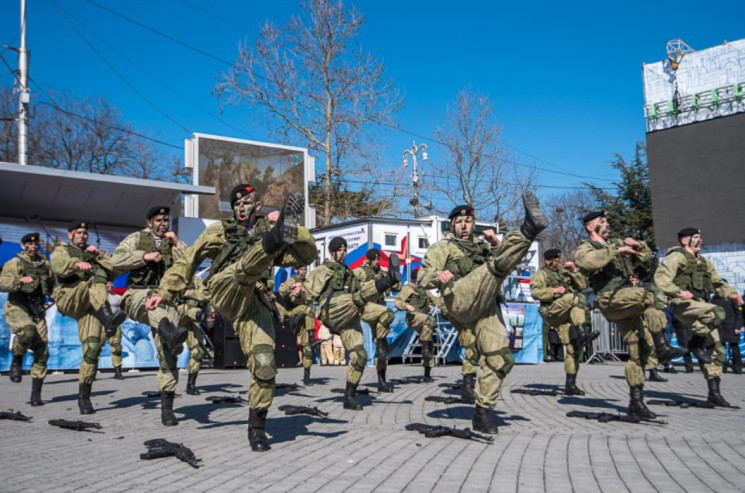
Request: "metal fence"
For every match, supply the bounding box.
[587,310,628,364]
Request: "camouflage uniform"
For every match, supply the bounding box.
[394,281,438,381]
[1,250,53,404]
[419,229,534,410]
[530,266,587,379]
[278,274,315,372]
[157,217,316,413]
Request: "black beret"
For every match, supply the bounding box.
[230,184,255,205]
[448,204,475,220]
[328,237,347,252]
[582,210,605,223]
[146,205,170,220]
[21,232,40,243]
[677,227,700,237]
[410,268,419,281]
[68,221,90,232]
[543,248,561,260]
[366,248,380,260]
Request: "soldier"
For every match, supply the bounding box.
[105,282,125,380]
[148,186,316,452]
[303,237,402,410]
[278,265,316,385]
[530,248,599,395]
[51,221,125,414]
[654,228,743,406]
[0,232,53,406]
[354,248,401,392]
[394,268,439,382]
[418,192,548,434]
[574,211,686,419]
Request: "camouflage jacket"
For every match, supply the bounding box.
[279,274,310,308]
[354,259,399,304]
[530,266,586,305]
[418,233,499,291]
[574,238,651,296]
[112,228,187,287]
[50,243,116,295]
[0,253,53,305]
[655,248,736,300]
[394,282,438,314]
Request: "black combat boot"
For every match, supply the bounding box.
[94,301,127,338]
[706,377,731,407]
[461,373,476,404]
[185,372,200,395]
[733,359,743,375]
[262,191,304,254]
[343,381,363,410]
[375,338,389,360]
[683,353,694,373]
[157,319,188,355]
[472,405,499,434]
[628,385,657,419]
[374,254,402,293]
[160,391,178,426]
[377,369,393,393]
[421,340,433,360]
[652,331,688,362]
[565,373,585,396]
[575,325,600,347]
[687,335,713,364]
[518,191,549,240]
[113,366,125,380]
[29,378,44,406]
[9,354,23,383]
[303,367,313,386]
[78,382,95,415]
[663,365,678,374]
[647,369,668,382]
[423,365,434,383]
[248,408,271,452]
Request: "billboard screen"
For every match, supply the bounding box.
[191,134,309,222]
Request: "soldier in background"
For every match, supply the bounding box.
[105,282,125,380]
[419,192,548,434]
[0,232,54,406]
[530,248,599,395]
[303,237,401,410]
[655,228,743,406]
[354,248,401,392]
[278,265,316,385]
[51,221,124,414]
[394,268,439,382]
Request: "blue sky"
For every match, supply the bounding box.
[1,0,742,200]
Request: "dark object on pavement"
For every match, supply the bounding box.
[206,395,246,404]
[511,388,560,396]
[140,438,201,468]
[646,399,718,409]
[405,423,494,443]
[48,419,102,431]
[566,410,666,425]
[278,405,329,417]
[0,410,32,422]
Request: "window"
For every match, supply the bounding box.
[418,237,429,249]
[384,233,397,246]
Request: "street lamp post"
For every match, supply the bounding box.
[402,141,428,217]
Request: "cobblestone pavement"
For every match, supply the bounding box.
[1,362,745,492]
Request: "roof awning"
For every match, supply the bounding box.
[0,161,214,229]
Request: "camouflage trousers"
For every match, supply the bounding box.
[55,279,109,384]
[406,311,436,368]
[670,299,727,380]
[107,325,123,368]
[361,301,395,372]
[541,293,587,376]
[442,230,532,409]
[287,303,315,369]
[206,227,317,410]
[318,292,368,384]
[596,287,664,387]
[4,301,49,380]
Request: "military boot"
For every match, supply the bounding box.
[663,365,678,374]
[303,367,313,386]
[628,385,657,419]
[94,301,127,338]
[157,319,188,355]
[185,373,200,395]
[423,366,434,383]
[652,331,688,362]
[9,354,23,383]
[160,391,178,426]
[647,369,668,382]
[461,373,476,404]
[375,338,389,360]
[472,405,499,434]
[683,353,694,373]
[343,381,363,411]
[373,254,402,293]
[518,191,549,240]
[78,382,95,415]
[687,335,713,364]
[575,325,600,347]
[421,340,433,361]
[29,378,44,406]
[113,366,125,380]
[707,377,731,407]
[565,373,585,396]
[377,369,393,393]
[248,408,271,452]
[262,191,304,254]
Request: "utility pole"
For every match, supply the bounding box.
[401,141,428,218]
[18,0,30,166]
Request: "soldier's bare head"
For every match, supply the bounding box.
[67,221,90,248]
[230,184,258,224]
[21,233,40,258]
[677,228,702,254]
[146,206,170,238]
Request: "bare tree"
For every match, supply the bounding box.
[429,87,537,228]
[541,189,597,259]
[215,0,402,225]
